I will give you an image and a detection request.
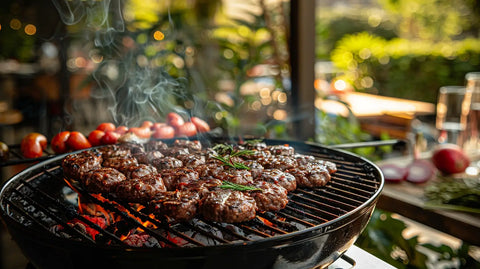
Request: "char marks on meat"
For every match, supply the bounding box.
[160,167,199,191]
[83,167,126,194]
[256,169,297,192]
[199,189,257,223]
[115,174,166,203]
[62,150,102,180]
[248,181,288,212]
[149,190,201,222]
[61,139,337,224]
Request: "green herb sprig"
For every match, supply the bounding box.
[220,181,262,192]
[212,144,254,170]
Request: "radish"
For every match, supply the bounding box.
[431,144,470,175]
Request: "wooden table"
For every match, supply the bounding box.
[376,155,480,246]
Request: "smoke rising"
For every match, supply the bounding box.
[52,0,195,128]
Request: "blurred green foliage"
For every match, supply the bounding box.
[331,34,480,103]
[356,209,480,268]
[318,0,480,103]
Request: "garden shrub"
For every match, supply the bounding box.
[331,32,480,103]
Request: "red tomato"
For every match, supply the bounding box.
[166,112,185,129]
[175,122,197,137]
[88,130,105,147]
[96,122,116,133]
[141,120,154,129]
[152,125,175,139]
[115,125,129,135]
[191,117,210,133]
[101,131,121,145]
[128,127,152,139]
[20,132,47,158]
[152,122,167,131]
[51,131,71,154]
[21,139,43,158]
[66,131,92,151]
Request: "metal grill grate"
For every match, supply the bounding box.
[0,140,382,249]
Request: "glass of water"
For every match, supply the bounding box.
[435,86,471,145]
[463,72,480,154]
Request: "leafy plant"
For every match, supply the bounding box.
[331,33,480,102]
[356,209,480,268]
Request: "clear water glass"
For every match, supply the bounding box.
[435,86,471,146]
[463,72,480,154]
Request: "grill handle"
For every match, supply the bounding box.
[330,139,407,150]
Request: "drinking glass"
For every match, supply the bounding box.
[435,86,471,145]
[463,72,480,154]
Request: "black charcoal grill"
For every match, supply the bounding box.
[0,138,384,269]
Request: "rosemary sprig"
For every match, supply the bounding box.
[219,181,262,192]
[213,155,251,170]
[212,143,254,170]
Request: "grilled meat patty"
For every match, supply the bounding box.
[62,150,103,180]
[61,139,337,224]
[148,190,201,222]
[248,181,288,212]
[83,167,126,194]
[199,189,257,223]
[114,174,166,202]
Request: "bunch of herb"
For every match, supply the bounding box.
[424,177,480,214]
[212,144,254,170]
[219,181,262,192]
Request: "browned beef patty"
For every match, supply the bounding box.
[199,189,257,223]
[62,150,103,180]
[120,164,158,179]
[256,169,297,192]
[82,167,126,194]
[248,181,288,212]
[159,167,200,191]
[152,156,183,170]
[287,162,332,188]
[114,174,166,202]
[133,150,164,164]
[102,156,138,171]
[148,190,201,222]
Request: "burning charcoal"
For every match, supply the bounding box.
[122,232,160,248]
[255,169,297,192]
[199,189,257,223]
[248,181,288,212]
